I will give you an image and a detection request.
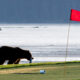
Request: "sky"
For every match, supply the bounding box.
[0,0,80,24]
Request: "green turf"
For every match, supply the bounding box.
[0,61,80,80]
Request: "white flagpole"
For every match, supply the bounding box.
[64,20,71,79]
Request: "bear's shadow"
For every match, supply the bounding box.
[14,73,40,75]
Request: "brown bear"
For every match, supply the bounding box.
[0,46,33,65]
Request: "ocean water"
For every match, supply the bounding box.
[0,24,80,64]
[4,44,80,64]
[19,45,80,63]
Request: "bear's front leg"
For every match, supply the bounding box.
[8,59,17,64]
[14,59,20,64]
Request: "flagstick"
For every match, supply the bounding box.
[64,20,71,79]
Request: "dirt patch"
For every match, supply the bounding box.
[0,66,59,74]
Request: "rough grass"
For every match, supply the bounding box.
[0,61,80,74]
[0,61,80,69]
[0,61,80,80]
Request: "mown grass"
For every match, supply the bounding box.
[0,61,80,80]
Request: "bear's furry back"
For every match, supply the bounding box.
[0,46,31,60]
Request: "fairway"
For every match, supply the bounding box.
[0,62,80,80]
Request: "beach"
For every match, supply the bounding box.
[0,24,80,63]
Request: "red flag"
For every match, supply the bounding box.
[70,9,80,21]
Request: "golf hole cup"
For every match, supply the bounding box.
[40,70,45,74]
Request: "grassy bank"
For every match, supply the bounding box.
[0,61,80,69]
[0,61,80,80]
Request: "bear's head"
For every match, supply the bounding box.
[24,50,34,63]
[16,47,34,63]
[20,50,34,63]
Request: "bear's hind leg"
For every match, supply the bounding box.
[0,59,5,65]
[8,59,20,64]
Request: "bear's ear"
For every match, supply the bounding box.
[27,50,30,52]
[15,47,20,49]
[15,47,22,50]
